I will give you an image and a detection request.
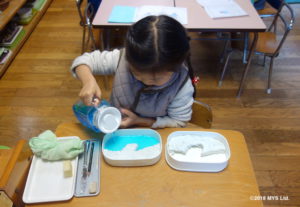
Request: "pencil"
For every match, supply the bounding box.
[87,142,94,175]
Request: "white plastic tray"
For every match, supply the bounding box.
[165,131,231,172]
[102,129,162,166]
[23,136,79,204]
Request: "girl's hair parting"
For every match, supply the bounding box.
[125,15,190,73]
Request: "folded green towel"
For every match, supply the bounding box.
[29,130,84,161]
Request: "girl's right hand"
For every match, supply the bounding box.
[79,79,102,106]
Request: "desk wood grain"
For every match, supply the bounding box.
[25,122,262,207]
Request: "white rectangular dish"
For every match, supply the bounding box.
[165,131,231,172]
[102,129,162,166]
[23,136,79,204]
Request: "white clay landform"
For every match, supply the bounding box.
[103,143,161,160]
[168,135,226,156]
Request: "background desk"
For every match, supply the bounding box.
[92,0,266,97]
[25,123,263,207]
[92,0,175,28]
[93,0,266,31]
[176,0,266,31]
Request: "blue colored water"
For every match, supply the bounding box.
[72,100,110,132]
[104,135,159,151]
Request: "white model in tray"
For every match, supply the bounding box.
[166,131,231,172]
[168,135,226,156]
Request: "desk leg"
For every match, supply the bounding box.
[242,32,249,64]
[101,28,111,50]
[236,32,258,98]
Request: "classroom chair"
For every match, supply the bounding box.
[76,0,110,89]
[189,100,213,128]
[219,2,294,94]
[76,0,97,53]
[258,0,283,33]
[258,2,278,18]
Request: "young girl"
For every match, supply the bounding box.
[71,15,195,129]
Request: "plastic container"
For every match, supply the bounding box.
[102,129,162,166]
[73,100,121,134]
[23,137,79,204]
[165,131,231,172]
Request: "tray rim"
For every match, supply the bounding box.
[22,136,80,204]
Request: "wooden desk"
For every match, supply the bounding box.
[0,140,32,207]
[25,122,263,207]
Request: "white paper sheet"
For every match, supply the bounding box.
[196,0,248,19]
[134,6,188,25]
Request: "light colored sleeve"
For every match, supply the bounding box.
[70,49,121,77]
[151,79,194,128]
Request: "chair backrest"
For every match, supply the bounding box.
[258,2,278,18]
[268,2,295,55]
[84,2,97,51]
[84,2,95,28]
[76,0,85,27]
[76,0,95,27]
[76,0,97,52]
[189,100,213,128]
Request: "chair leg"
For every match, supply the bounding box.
[103,29,111,50]
[219,50,232,87]
[267,57,274,94]
[86,27,91,51]
[99,29,104,51]
[82,26,87,54]
[263,55,266,67]
[242,32,249,64]
[88,26,97,51]
[220,39,230,64]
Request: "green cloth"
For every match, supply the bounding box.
[29,130,84,161]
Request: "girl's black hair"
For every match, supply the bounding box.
[125,15,190,73]
[125,15,196,97]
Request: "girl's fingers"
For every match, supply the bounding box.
[120,108,134,116]
[83,95,93,106]
[92,97,100,106]
[94,89,102,106]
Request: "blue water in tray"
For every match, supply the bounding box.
[104,135,159,151]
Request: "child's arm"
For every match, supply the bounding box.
[75,65,101,106]
[152,79,194,128]
[70,49,120,105]
[70,49,120,77]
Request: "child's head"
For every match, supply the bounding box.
[125,15,190,85]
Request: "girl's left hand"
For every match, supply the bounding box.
[120,108,139,128]
[120,108,155,128]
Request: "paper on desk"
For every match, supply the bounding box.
[108,6,137,23]
[108,5,187,25]
[134,6,188,25]
[196,0,248,19]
